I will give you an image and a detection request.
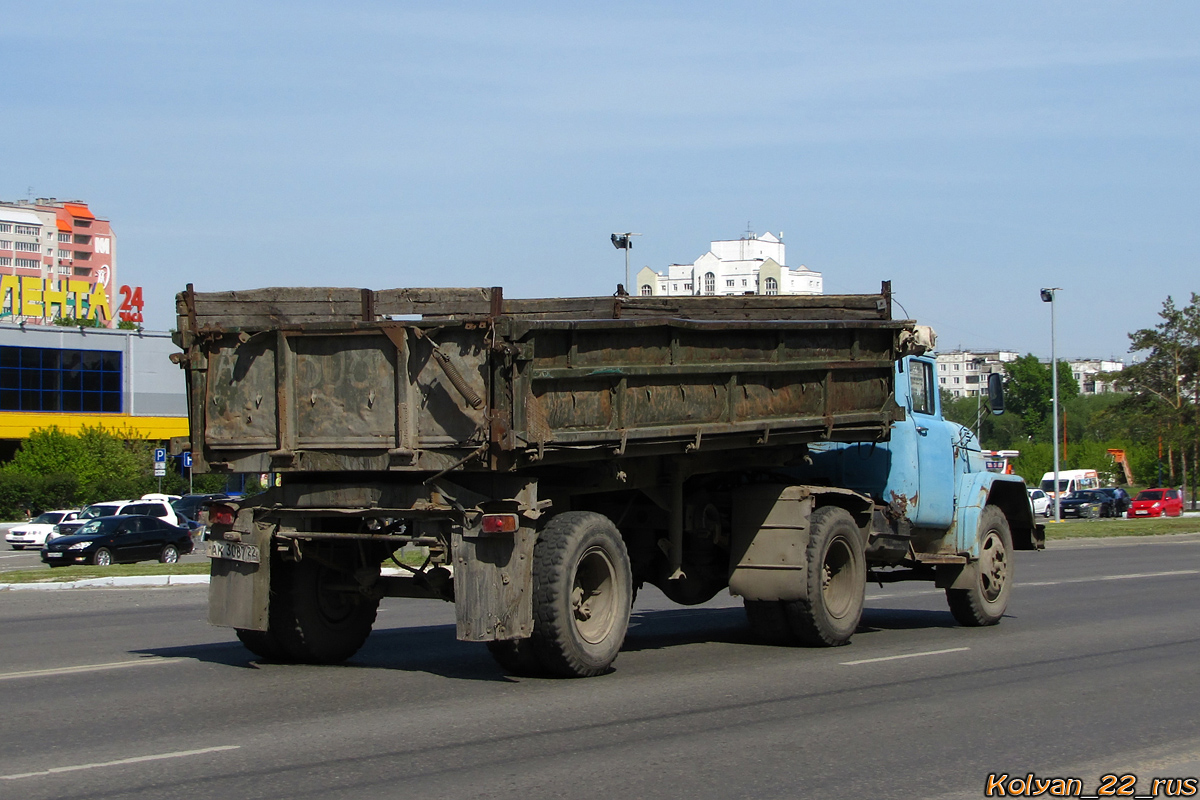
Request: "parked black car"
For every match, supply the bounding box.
[41,515,193,567]
[1058,489,1115,519]
[1095,487,1130,515]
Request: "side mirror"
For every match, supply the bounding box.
[987,373,1004,415]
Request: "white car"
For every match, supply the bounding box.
[121,499,187,529]
[7,510,80,549]
[55,499,188,538]
[1028,488,1052,517]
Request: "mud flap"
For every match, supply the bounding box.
[451,524,535,641]
[728,485,813,602]
[207,517,274,631]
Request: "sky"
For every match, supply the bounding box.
[3,1,1197,360]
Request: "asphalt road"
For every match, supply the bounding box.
[2,535,1199,800]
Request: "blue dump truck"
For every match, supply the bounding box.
[174,283,1043,678]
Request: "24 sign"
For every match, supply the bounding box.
[118,285,144,323]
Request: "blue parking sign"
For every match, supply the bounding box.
[154,448,167,463]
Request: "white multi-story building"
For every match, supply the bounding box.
[935,350,1019,398]
[935,350,1125,398]
[1066,359,1124,395]
[635,231,823,297]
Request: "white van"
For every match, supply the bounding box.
[1040,469,1100,498]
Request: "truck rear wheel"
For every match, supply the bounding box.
[528,511,632,678]
[946,506,1012,626]
[270,557,380,664]
[486,639,545,677]
[784,506,865,646]
[236,628,289,662]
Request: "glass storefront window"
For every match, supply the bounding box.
[0,346,122,413]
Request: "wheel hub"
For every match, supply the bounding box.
[821,538,857,619]
[572,547,617,644]
[978,531,1008,602]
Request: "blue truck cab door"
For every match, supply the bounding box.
[888,357,957,529]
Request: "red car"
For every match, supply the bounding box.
[1126,488,1184,518]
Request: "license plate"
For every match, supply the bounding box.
[206,540,260,564]
[46,552,63,558]
[1135,510,1148,515]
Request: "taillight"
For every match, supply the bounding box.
[481,513,519,534]
[209,504,236,527]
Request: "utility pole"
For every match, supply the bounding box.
[610,232,641,294]
[1041,288,1061,522]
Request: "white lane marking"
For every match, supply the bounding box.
[867,570,1198,598]
[1021,569,1198,587]
[1,745,241,780]
[0,658,181,682]
[841,646,970,666]
[0,554,29,559]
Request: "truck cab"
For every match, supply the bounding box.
[800,355,1044,560]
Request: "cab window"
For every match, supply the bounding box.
[909,360,935,415]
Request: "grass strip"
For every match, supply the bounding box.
[0,562,210,584]
[1043,515,1200,539]
[2,546,431,584]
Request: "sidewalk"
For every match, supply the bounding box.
[0,574,210,591]
[0,565,413,591]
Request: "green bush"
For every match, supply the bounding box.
[0,425,246,518]
[0,472,79,518]
[2,425,160,505]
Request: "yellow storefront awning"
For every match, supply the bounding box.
[0,412,189,441]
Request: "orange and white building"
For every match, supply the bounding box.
[0,198,116,326]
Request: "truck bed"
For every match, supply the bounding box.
[174,285,914,475]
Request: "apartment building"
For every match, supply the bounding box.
[935,350,1019,398]
[0,199,116,327]
[935,350,1125,398]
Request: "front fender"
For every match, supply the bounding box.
[954,472,1044,556]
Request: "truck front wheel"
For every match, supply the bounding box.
[946,506,1012,626]
[527,511,633,678]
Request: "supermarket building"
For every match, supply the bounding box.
[0,323,186,458]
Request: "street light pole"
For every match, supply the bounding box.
[1041,288,1062,522]
[610,232,642,294]
[973,357,986,441]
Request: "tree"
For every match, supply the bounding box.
[1003,354,1079,442]
[3,425,158,505]
[1117,293,1200,490]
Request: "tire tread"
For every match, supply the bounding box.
[946,505,1012,627]
[528,511,632,678]
[785,506,865,647]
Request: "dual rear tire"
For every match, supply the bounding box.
[237,555,379,665]
[743,506,866,647]
[490,511,633,678]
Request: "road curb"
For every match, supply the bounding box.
[0,574,210,591]
[0,566,413,591]
[1044,531,1200,549]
